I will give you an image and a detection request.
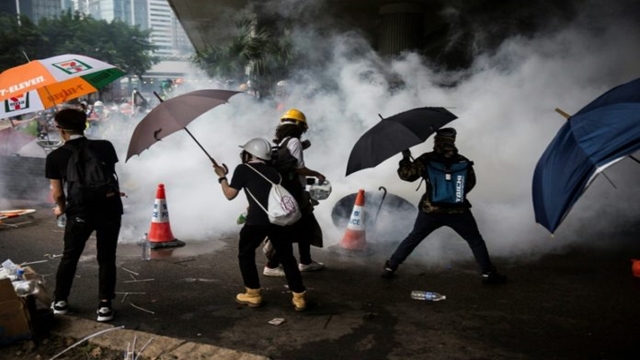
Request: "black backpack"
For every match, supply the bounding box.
[270,137,304,201]
[271,137,298,177]
[65,140,119,204]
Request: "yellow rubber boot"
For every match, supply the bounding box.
[292,291,306,311]
[236,288,262,307]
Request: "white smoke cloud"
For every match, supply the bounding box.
[8,0,637,268]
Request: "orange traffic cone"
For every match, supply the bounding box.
[148,184,185,249]
[340,189,367,251]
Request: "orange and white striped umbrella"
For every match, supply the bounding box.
[0,54,125,117]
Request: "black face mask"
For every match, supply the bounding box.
[434,142,458,158]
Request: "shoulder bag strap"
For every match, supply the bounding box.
[244,163,281,216]
[245,163,282,185]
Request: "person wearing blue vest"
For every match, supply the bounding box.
[382,128,507,284]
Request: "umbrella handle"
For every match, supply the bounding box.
[373,186,387,225]
[210,158,228,175]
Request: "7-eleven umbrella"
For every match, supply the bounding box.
[0,54,125,118]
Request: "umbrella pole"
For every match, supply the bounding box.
[182,126,217,165]
[555,108,571,119]
[152,91,225,169]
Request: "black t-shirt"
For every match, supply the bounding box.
[45,137,123,217]
[229,162,281,226]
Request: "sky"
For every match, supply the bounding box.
[4,0,640,268]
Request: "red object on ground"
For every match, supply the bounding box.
[340,189,367,251]
[148,184,185,249]
[632,259,640,278]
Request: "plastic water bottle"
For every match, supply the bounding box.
[57,213,67,228]
[141,233,151,261]
[411,290,446,302]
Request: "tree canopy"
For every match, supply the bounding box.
[192,18,296,98]
[0,10,157,78]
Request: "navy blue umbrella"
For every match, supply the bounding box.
[532,77,640,233]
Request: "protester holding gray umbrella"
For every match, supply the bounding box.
[213,138,307,311]
[381,128,507,285]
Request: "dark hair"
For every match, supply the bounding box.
[274,123,305,144]
[55,108,86,133]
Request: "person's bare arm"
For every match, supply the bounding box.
[214,163,239,200]
[295,167,325,183]
[50,179,65,217]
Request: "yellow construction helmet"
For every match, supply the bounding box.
[280,108,306,124]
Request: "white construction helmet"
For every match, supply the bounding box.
[240,138,272,161]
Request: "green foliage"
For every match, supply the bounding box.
[0,14,43,70]
[0,10,158,77]
[192,18,296,97]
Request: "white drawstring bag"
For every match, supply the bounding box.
[244,164,301,226]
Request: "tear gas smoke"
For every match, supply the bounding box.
[3,0,639,268]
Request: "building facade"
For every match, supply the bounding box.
[7,0,63,24]
[1,0,191,60]
[84,0,190,58]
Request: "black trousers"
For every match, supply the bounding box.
[54,214,121,302]
[388,209,497,274]
[267,210,317,266]
[238,224,305,293]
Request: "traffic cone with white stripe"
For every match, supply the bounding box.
[339,189,367,251]
[148,183,185,249]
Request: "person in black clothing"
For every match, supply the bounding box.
[45,108,124,322]
[382,128,507,284]
[263,108,326,277]
[213,138,307,311]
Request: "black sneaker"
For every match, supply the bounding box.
[482,272,508,285]
[96,304,114,322]
[381,260,396,279]
[51,300,69,315]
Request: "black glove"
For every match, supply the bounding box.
[401,149,411,159]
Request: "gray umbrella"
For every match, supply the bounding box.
[125,89,241,165]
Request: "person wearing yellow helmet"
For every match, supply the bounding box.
[262,108,326,277]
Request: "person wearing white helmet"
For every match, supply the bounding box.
[87,100,106,136]
[212,138,308,311]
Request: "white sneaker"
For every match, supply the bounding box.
[96,306,114,322]
[263,265,285,277]
[299,261,325,272]
[51,300,69,315]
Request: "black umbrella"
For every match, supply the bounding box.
[345,107,457,176]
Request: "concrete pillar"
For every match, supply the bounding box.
[378,3,426,57]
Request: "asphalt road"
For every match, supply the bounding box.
[2,199,640,360]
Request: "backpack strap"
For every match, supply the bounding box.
[245,163,282,185]
[244,163,282,217]
[245,188,269,215]
[280,136,292,147]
